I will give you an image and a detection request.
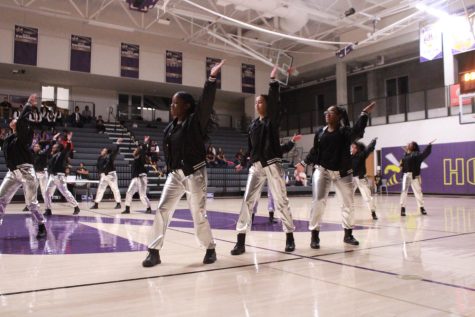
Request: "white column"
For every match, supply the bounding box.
[336,61,348,107]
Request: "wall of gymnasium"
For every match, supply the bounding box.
[0,12,271,119]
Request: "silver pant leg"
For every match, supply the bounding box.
[236,162,267,233]
[185,167,216,249]
[0,171,23,222]
[19,165,45,224]
[138,175,151,208]
[148,171,186,250]
[354,177,376,212]
[333,174,355,229]
[55,175,79,207]
[400,173,411,207]
[94,173,108,203]
[125,177,139,206]
[411,176,424,209]
[267,186,275,212]
[264,163,295,233]
[37,171,48,202]
[44,175,58,210]
[107,172,122,203]
[309,167,333,231]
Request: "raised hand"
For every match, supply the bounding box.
[210,60,225,78]
[291,134,302,143]
[270,65,278,79]
[363,101,376,114]
[235,164,243,172]
[295,163,305,173]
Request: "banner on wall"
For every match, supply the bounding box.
[241,63,255,94]
[419,23,443,62]
[165,50,182,84]
[121,43,139,78]
[206,57,221,89]
[381,141,475,195]
[70,35,91,72]
[448,16,475,55]
[14,25,38,66]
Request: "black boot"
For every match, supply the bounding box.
[36,223,47,239]
[73,206,80,215]
[401,207,406,217]
[230,233,246,255]
[22,206,29,212]
[44,209,52,216]
[142,249,161,267]
[115,203,121,210]
[268,211,277,224]
[371,211,378,220]
[145,207,152,214]
[203,248,217,264]
[91,202,99,209]
[420,207,427,215]
[122,206,130,214]
[343,228,359,246]
[285,232,295,252]
[310,230,320,249]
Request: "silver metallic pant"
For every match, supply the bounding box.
[95,171,122,203]
[353,177,376,212]
[0,164,45,224]
[309,166,354,230]
[44,174,79,209]
[236,162,295,233]
[37,171,48,202]
[148,167,216,250]
[125,174,151,208]
[400,172,424,208]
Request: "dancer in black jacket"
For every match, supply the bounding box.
[400,140,435,216]
[231,66,296,256]
[91,139,123,209]
[122,138,152,214]
[296,102,375,249]
[44,132,80,216]
[142,60,224,267]
[351,138,378,220]
[0,94,46,238]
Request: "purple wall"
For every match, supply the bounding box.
[381,141,475,195]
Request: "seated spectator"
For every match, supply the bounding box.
[0,96,11,120]
[206,146,218,167]
[76,162,90,180]
[216,147,233,167]
[82,105,92,123]
[12,105,23,120]
[53,107,63,127]
[96,115,106,133]
[69,106,83,127]
[28,106,41,130]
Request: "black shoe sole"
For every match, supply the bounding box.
[142,260,161,267]
[122,211,130,214]
[310,243,320,249]
[230,247,245,255]
[285,245,295,252]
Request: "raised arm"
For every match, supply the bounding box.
[16,94,37,143]
[419,143,432,161]
[364,137,377,158]
[198,60,224,134]
[267,66,281,123]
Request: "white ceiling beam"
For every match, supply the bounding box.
[118,0,140,28]
[68,0,85,18]
[89,0,115,20]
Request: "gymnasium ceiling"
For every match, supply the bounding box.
[0,0,472,86]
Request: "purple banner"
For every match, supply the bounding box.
[70,35,91,73]
[381,141,475,195]
[14,25,38,66]
[165,50,182,84]
[206,57,221,89]
[121,43,139,78]
[241,63,255,94]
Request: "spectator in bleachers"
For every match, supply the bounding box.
[82,105,92,124]
[206,145,218,167]
[294,169,307,186]
[76,162,89,180]
[216,147,231,167]
[44,108,56,130]
[28,105,41,130]
[0,127,8,150]
[12,105,23,120]
[0,96,11,120]
[208,143,217,156]
[53,107,63,127]
[96,115,106,134]
[39,103,49,127]
[69,106,83,128]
